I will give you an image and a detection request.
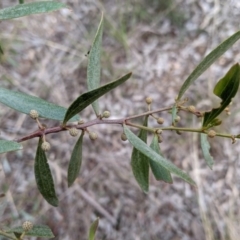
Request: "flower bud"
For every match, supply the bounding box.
[69,128,79,137]
[175,116,181,122]
[207,130,216,138]
[22,221,33,232]
[187,105,196,113]
[89,132,98,140]
[157,117,164,124]
[145,97,153,104]
[41,141,51,151]
[121,132,127,141]
[29,110,39,119]
[102,111,110,118]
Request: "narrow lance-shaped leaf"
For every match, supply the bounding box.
[123,125,196,186]
[177,31,240,100]
[149,134,173,183]
[68,131,84,187]
[63,72,132,124]
[0,87,79,122]
[87,13,104,116]
[203,63,240,127]
[34,138,59,207]
[131,116,149,193]
[171,104,178,126]
[88,218,99,240]
[200,133,214,169]
[0,1,67,20]
[0,140,22,154]
[0,44,3,55]
[7,225,54,238]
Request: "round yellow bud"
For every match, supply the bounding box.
[41,141,51,151]
[78,120,85,125]
[121,132,127,141]
[156,129,162,134]
[187,105,196,113]
[207,130,216,138]
[175,116,181,122]
[29,110,39,119]
[145,97,153,104]
[157,117,164,124]
[69,128,79,137]
[89,132,98,140]
[102,111,111,118]
[22,221,33,232]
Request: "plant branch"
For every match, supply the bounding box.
[0,230,16,240]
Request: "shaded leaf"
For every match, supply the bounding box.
[88,218,99,240]
[200,133,214,169]
[0,140,22,154]
[203,63,240,127]
[0,44,3,55]
[177,31,240,100]
[123,125,196,186]
[19,0,24,4]
[7,225,54,238]
[34,138,58,207]
[149,134,173,183]
[0,1,66,20]
[68,131,84,187]
[131,116,149,193]
[87,13,104,116]
[0,87,78,122]
[63,72,132,124]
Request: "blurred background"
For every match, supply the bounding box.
[1,0,240,239]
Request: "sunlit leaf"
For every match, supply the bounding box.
[203,63,240,127]
[87,13,104,116]
[7,225,54,238]
[63,72,132,124]
[0,87,78,122]
[200,134,214,169]
[177,31,240,100]
[123,125,196,186]
[0,1,66,20]
[88,218,99,240]
[131,116,149,193]
[0,140,22,154]
[34,138,58,207]
[68,131,84,187]
[149,134,173,183]
[171,104,177,126]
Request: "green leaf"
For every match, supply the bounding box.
[0,140,22,154]
[171,104,177,126]
[34,138,59,207]
[177,31,240,100]
[200,133,214,169]
[0,44,3,55]
[68,131,84,187]
[87,13,104,116]
[19,0,24,4]
[0,1,66,20]
[63,72,132,124]
[0,87,79,122]
[88,218,99,240]
[7,225,54,238]
[149,134,173,183]
[203,63,240,127]
[123,125,196,186]
[130,116,149,193]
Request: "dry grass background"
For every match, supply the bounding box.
[1,0,240,239]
